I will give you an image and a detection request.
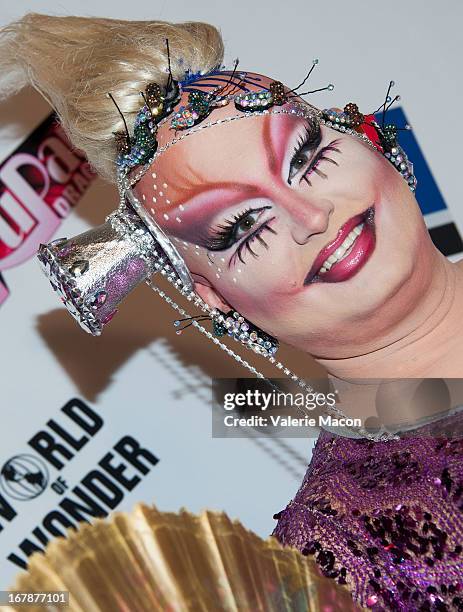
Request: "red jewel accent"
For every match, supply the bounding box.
[357,113,384,153]
[383,544,394,551]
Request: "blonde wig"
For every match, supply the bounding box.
[0,13,224,181]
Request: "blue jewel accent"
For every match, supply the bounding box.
[179,66,223,88]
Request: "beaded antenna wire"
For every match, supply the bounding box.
[37,47,416,441]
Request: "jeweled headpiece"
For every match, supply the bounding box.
[36,54,415,442]
[319,81,416,191]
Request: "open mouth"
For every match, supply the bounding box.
[304,206,376,285]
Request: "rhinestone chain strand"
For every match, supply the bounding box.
[146,277,265,379]
[146,264,397,441]
[117,101,382,196]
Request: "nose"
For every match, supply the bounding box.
[281,192,334,245]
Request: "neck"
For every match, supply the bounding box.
[316,254,463,379]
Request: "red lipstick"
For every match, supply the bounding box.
[304,206,376,285]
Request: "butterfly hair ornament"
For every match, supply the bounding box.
[320,81,416,192]
[37,46,417,442]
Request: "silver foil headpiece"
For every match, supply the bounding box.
[37,205,161,336]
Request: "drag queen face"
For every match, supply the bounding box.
[134,73,432,359]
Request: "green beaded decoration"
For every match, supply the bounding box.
[212,318,227,337]
[188,91,211,116]
[132,122,157,165]
[382,124,398,146]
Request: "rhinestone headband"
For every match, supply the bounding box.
[113,58,335,175]
[113,66,416,194]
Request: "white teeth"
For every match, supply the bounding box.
[318,222,364,275]
[327,254,338,265]
[343,234,355,248]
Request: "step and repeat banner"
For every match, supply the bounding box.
[1,0,463,591]
[1,102,462,588]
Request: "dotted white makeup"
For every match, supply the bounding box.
[159,191,164,197]
[220,257,225,263]
[166,199,171,205]
[175,216,181,223]
[233,277,237,283]
[150,207,155,214]
[151,172,157,178]
[153,184,157,190]
[163,213,169,220]
[217,267,222,273]
[152,196,157,203]
[216,273,221,279]
[179,204,185,211]
[237,268,242,273]
[163,182,168,189]
[142,194,146,201]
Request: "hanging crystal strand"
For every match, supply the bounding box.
[150,259,313,385]
[148,269,393,439]
[146,253,398,440]
[145,277,266,379]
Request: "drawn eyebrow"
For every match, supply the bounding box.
[262,113,295,177]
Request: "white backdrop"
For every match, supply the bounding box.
[1,0,463,589]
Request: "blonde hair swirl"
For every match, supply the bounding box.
[0,13,224,181]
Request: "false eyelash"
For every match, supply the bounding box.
[204,205,272,251]
[230,219,277,267]
[203,207,255,251]
[289,120,322,171]
[301,139,342,185]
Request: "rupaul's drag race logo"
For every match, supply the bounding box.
[0,398,159,570]
[0,114,95,306]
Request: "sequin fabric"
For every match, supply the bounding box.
[273,413,463,611]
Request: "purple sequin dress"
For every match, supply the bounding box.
[273,411,463,611]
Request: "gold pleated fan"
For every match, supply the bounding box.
[8,504,361,611]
